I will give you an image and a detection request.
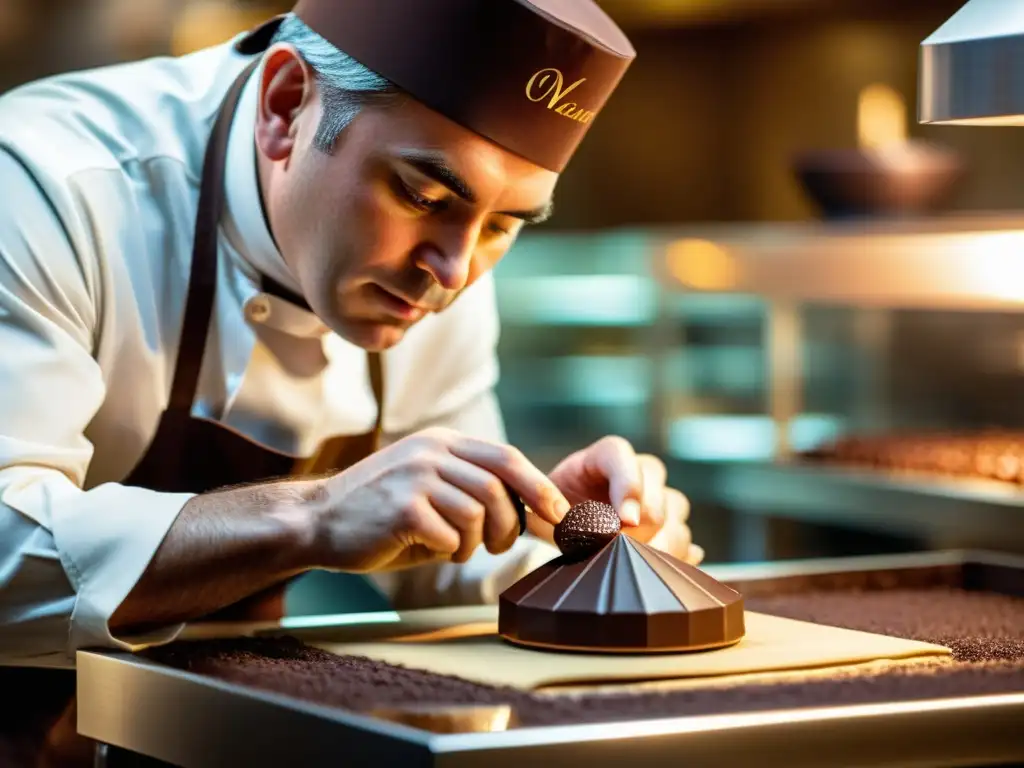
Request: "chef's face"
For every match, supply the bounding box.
[254,47,559,351]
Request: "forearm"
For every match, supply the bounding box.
[109,479,320,632]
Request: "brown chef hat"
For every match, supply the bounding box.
[238,0,636,172]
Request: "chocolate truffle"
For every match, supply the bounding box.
[499,535,745,653]
[553,500,621,560]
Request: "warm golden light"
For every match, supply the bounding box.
[564,693,1024,741]
[367,704,513,734]
[666,239,738,291]
[170,0,276,56]
[957,231,1024,302]
[857,83,907,149]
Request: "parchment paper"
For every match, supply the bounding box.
[310,609,950,690]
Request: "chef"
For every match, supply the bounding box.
[0,0,701,673]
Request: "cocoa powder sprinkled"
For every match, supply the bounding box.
[145,587,1024,727]
[742,588,1024,662]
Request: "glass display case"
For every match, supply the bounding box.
[496,213,1024,559]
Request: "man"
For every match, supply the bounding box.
[0,0,701,671]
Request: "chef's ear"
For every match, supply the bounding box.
[255,44,316,161]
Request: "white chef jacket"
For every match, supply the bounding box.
[0,34,559,668]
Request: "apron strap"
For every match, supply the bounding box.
[168,58,259,413]
[369,351,385,451]
[290,352,385,476]
[165,51,387,480]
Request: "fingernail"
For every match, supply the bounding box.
[554,497,570,521]
[621,499,641,526]
[689,544,705,565]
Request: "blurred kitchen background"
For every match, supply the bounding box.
[5,0,1024,563]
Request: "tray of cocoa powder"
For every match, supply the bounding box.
[76,549,1024,768]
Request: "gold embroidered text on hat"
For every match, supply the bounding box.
[287,0,636,172]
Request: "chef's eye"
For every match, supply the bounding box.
[394,177,445,212]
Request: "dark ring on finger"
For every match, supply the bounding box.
[502,481,528,535]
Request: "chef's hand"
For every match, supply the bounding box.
[544,436,704,565]
[305,427,570,572]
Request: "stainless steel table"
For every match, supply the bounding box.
[78,550,1024,768]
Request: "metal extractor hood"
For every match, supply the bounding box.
[919,0,1024,126]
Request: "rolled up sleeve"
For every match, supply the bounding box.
[0,150,190,667]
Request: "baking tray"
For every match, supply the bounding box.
[77,549,1024,768]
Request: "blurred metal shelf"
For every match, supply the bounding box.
[671,457,1024,550]
[499,213,1024,327]
[652,212,1024,310]
[502,213,1024,315]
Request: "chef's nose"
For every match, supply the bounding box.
[416,231,475,292]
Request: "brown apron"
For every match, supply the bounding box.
[0,24,388,765]
[121,44,391,622]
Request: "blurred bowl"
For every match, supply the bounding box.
[792,141,966,219]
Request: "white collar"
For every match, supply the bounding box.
[222,59,304,299]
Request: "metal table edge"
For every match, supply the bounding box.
[78,648,1024,759]
[427,691,1024,753]
[75,651,436,765]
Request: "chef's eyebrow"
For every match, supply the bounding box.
[400,150,476,202]
[505,199,553,225]
[397,150,554,224]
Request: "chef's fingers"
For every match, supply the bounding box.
[656,489,698,564]
[526,515,556,547]
[638,454,667,528]
[647,502,693,561]
[585,436,642,526]
[447,434,569,526]
[436,457,520,555]
[398,496,461,557]
[426,477,487,563]
[664,486,691,526]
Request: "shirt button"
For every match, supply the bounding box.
[247,295,272,323]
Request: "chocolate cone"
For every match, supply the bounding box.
[498,535,745,653]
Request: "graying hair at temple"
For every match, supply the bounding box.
[270,13,403,153]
